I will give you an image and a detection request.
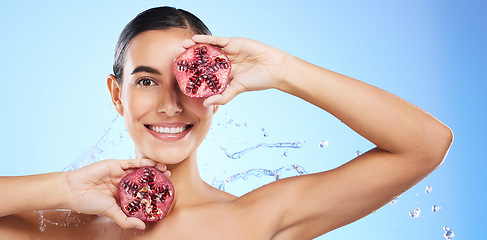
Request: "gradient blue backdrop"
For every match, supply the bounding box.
[0,0,485,239]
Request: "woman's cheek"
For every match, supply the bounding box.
[127,90,156,117]
[184,98,210,115]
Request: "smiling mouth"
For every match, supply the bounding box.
[144,124,193,134]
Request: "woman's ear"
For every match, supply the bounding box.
[107,74,124,116]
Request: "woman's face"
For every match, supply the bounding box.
[108,28,217,164]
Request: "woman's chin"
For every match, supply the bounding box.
[153,156,186,165]
[136,148,191,165]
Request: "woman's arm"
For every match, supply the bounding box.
[0,159,166,231]
[265,55,452,238]
[0,172,69,217]
[186,35,453,239]
[279,56,452,160]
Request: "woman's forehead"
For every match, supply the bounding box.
[124,29,193,72]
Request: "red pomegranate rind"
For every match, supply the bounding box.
[119,166,174,222]
[173,43,231,98]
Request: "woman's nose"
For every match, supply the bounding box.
[157,89,182,116]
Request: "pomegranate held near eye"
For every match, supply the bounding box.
[173,43,231,98]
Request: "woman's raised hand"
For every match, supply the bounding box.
[64,159,169,230]
[180,35,290,106]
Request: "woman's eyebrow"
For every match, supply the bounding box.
[131,66,161,75]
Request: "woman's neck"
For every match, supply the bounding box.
[135,149,235,210]
[166,152,237,208]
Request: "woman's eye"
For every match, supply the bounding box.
[137,78,157,87]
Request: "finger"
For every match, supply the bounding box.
[163,170,172,178]
[176,45,186,55]
[192,35,230,48]
[154,163,171,178]
[175,38,197,57]
[181,38,196,49]
[203,79,246,106]
[103,205,146,230]
[119,159,156,170]
[155,162,167,171]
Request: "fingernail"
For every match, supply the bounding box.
[136,226,145,232]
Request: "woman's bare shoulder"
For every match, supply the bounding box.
[0,212,38,240]
[0,210,120,240]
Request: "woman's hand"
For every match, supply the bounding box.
[179,35,290,106]
[64,159,170,230]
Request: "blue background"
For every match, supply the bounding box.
[0,0,485,239]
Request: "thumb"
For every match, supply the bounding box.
[103,205,146,230]
[203,79,246,107]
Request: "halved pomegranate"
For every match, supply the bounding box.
[173,43,231,98]
[118,166,174,222]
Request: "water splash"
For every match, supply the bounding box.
[38,210,46,232]
[425,185,432,194]
[37,210,82,232]
[409,207,421,218]
[443,226,455,240]
[62,117,118,171]
[62,115,133,171]
[212,165,308,191]
[221,142,303,159]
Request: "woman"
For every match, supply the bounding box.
[0,6,452,239]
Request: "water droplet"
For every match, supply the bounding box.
[389,194,402,205]
[443,226,454,240]
[355,150,362,156]
[244,122,249,127]
[319,140,329,148]
[425,185,432,194]
[409,207,421,218]
[432,205,442,212]
[283,150,288,157]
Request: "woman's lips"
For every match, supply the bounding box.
[144,123,193,141]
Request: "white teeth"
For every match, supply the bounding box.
[150,125,186,134]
